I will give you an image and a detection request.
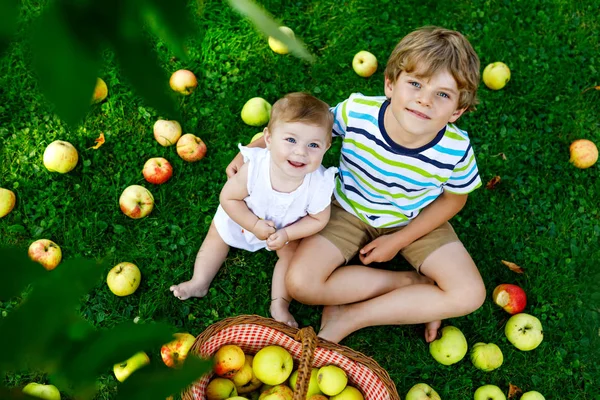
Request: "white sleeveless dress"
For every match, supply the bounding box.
[213,145,338,251]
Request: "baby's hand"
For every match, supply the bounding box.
[266,229,289,251]
[253,219,276,240]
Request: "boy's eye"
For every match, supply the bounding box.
[308,143,319,149]
[409,81,421,88]
[285,137,296,144]
[438,92,450,99]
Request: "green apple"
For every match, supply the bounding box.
[429,326,468,365]
[43,140,78,173]
[307,395,328,400]
[253,345,293,385]
[504,313,544,351]
[352,51,378,78]
[106,262,141,297]
[232,354,255,387]
[228,397,250,400]
[268,26,295,55]
[317,365,347,396]
[289,368,322,396]
[22,383,61,400]
[470,342,503,371]
[0,188,16,218]
[206,378,238,400]
[91,77,108,104]
[482,62,510,90]
[330,386,363,400]
[405,383,441,400]
[521,391,545,400]
[250,132,264,144]
[258,385,293,400]
[113,351,150,382]
[474,385,505,400]
[241,97,272,126]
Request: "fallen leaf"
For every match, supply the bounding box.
[486,176,501,189]
[492,152,507,160]
[582,85,600,94]
[502,260,525,274]
[89,132,105,150]
[508,383,522,399]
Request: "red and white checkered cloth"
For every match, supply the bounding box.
[189,324,390,400]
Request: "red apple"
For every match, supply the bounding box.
[161,333,196,368]
[492,284,527,314]
[176,133,207,162]
[169,69,197,95]
[28,239,62,270]
[119,185,154,219]
[143,157,173,184]
[569,139,598,169]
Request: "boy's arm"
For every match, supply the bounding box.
[225,135,266,178]
[359,191,467,265]
[266,207,331,250]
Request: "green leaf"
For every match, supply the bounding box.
[0,247,45,301]
[142,0,197,60]
[30,4,101,126]
[225,0,314,62]
[116,355,212,400]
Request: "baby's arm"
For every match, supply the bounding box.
[266,206,331,250]
[220,162,276,240]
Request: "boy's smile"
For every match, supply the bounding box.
[384,68,466,148]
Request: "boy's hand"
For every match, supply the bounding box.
[252,219,276,240]
[359,234,403,265]
[266,229,289,251]
[225,153,245,178]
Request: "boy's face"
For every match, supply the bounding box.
[264,121,331,180]
[384,68,466,146]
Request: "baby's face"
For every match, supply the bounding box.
[266,121,331,179]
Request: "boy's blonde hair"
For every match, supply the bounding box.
[268,92,334,144]
[384,26,480,112]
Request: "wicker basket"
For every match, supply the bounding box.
[182,315,399,400]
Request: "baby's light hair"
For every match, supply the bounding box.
[384,26,480,112]
[268,92,334,144]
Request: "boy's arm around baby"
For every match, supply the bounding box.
[359,191,468,265]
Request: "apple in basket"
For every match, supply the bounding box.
[206,377,238,400]
[259,384,294,400]
[330,386,364,400]
[161,333,196,367]
[289,368,322,397]
[252,345,293,386]
[213,344,246,378]
[317,365,348,396]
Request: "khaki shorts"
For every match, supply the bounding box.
[319,200,460,271]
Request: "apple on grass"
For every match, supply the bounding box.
[161,332,196,368]
[482,62,511,90]
[0,188,16,218]
[405,383,441,400]
[259,385,293,400]
[521,391,545,400]
[492,284,527,314]
[143,157,173,184]
[177,133,207,162]
[253,345,293,386]
[474,385,506,400]
[569,139,598,169]
[22,383,61,400]
[107,262,141,296]
[505,313,543,351]
[28,239,62,271]
[241,97,272,126]
[119,185,154,219]
[352,51,378,78]
[213,344,246,378]
[429,326,468,365]
[268,26,295,55]
[91,77,108,104]
[289,368,322,396]
[153,119,182,147]
[113,351,150,382]
[206,377,238,400]
[470,342,503,371]
[43,140,78,173]
[170,69,198,95]
[317,365,347,396]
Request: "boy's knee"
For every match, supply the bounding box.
[455,280,486,315]
[285,266,319,305]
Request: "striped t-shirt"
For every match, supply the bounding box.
[331,93,481,228]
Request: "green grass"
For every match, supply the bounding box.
[1,0,600,399]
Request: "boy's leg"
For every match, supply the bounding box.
[270,241,300,328]
[317,242,486,343]
[170,221,230,300]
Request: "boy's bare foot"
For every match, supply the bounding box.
[424,320,442,342]
[317,305,350,343]
[270,298,298,328]
[169,280,209,300]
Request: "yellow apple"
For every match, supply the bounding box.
[470,342,503,371]
[253,345,293,385]
[521,391,545,400]
[352,51,378,78]
[22,383,61,400]
[106,262,141,296]
[429,325,468,365]
[482,62,511,90]
[289,368,322,396]
[268,26,295,55]
[569,139,598,169]
[91,77,108,104]
[241,97,272,127]
[317,365,347,396]
[43,140,78,173]
[119,185,154,219]
[113,351,150,382]
[258,384,293,400]
[474,384,506,400]
[232,354,255,387]
[153,119,182,147]
[161,332,196,368]
[214,344,246,378]
[170,69,197,95]
[308,395,329,400]
[505,313,543,351]
[206,377,238,400]
[405,383,441,400]
[249,132,264,144]
[28,239,62,271]
[330,386,363,400]
[0,188,16,218]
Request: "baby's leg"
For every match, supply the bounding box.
[270,241,300,328]
[170,222,230,300]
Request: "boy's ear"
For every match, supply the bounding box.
[448,107,467,123]
[384,76,394,98]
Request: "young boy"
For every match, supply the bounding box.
[226,27,485,343]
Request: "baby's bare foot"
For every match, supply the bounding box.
[169,280,209,300]
[424,320,442,343]
[270,298,298,328]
